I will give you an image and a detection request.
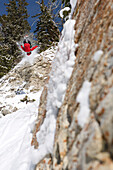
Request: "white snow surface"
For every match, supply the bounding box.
[31,19,77,164]
[93,50,103,62]
[76,81,91,128]
[0,90,42,170]
[70,0,77,18]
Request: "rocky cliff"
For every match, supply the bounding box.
[32,0,113,169]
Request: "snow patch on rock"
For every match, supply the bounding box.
[93,50,103,62]
[76,81,91,128]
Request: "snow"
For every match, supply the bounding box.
[16,50,39,67]
[70,0,77,18]
[70,0,77,10]
[59,7,70,18]
[0,44,57,169]
[15,46,56,69]
[40,46,57,62]
[76,81,91,128]
[93,50,103,62]
[0,78,41,112]
[31,17,77,164]
[0,90,42,170]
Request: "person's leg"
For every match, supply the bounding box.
[28,40,32,48]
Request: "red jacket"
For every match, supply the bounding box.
[21,43,38,55]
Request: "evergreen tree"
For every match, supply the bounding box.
[0,0,30,77]
[62,0,70,7]
[61,0,71,20]
[52,0,70,6]
[32,0,60,52]
[52,0,70,8]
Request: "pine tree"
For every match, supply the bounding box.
[0,21,13,77]
[0,0,30,55]
[52,0,70,8]
[32,0,60,52]
[62,0,70,7]
[0,0,30,77]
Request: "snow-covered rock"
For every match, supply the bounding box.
[0,46,57,116]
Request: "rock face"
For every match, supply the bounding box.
[33,0,113,169]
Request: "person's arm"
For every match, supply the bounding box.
[21,45,25,51]
[31,45,38,51]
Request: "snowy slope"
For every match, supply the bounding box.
[0,46,57,117]
[0,90,42,170]
[0,47,56,170]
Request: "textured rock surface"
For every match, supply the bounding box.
[33,0,113,169]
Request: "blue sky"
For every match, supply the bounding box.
[0,0,43,33]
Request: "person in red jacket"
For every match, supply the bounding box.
[21,40,38,55]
